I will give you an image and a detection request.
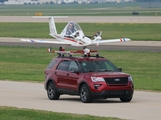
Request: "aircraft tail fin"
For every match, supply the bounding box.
[49,17,57,35]
[32,16,68,37]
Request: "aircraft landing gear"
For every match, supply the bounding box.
[59,46,65,51]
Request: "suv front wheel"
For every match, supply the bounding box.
[120,96,132,102]
[80,84,93,103]
[47,81,60,100]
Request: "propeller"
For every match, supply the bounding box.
[94,31,102,46]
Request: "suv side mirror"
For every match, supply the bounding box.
[118,68,122,72]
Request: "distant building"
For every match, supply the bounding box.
[4,0,39,4]
[63,0,74,3]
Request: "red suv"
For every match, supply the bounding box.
[44,53,134,103]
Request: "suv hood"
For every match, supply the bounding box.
[87,72,130,78]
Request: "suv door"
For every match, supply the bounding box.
[67,60,80,90]
[55,59,79,91]
[55,60,70,89]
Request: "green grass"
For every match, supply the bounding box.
[0,46,50,81]
[102,51,161,91]
[0,3,161,16]
[1,22,161,41]
[0,106,120,120]
[0,46,161,91]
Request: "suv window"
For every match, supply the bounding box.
[47,59,58,69]
[68,61,79,72]
[78,59,118,72]
[104,60,118,71]
[57,60,70,71]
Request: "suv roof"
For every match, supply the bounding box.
[53,49,100,58]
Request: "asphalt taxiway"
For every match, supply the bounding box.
[1,16,161,23]
[0,37,161,52]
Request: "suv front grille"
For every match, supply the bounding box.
[104,77,128,85]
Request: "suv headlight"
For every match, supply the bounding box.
[91,77,105,82]
[128,76,133,81]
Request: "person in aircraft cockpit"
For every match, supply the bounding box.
[66,22,76,35]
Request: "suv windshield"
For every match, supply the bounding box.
[78,59,119,72]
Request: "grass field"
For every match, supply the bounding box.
[0,22,161,41]
[0,3,161,16]
[0,106,120,120]
[0,46,161,91]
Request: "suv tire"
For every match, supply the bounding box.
[47,81,60,100]
[120,96,132,102]
[80,84,93,103]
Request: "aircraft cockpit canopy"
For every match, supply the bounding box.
[61,21,83,36]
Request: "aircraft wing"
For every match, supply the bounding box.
[92,38,131,45]
[20,39,71,45]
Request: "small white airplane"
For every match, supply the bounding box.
[21,16,130,47]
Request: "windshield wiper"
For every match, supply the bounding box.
[103,69,114,72]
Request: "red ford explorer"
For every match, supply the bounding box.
[44,53,134,103]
